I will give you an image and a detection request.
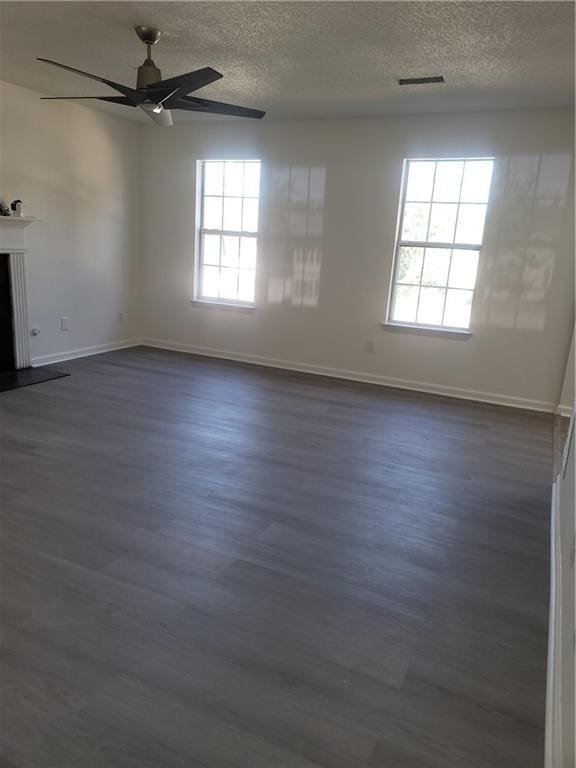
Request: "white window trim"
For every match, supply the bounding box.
[381,320,472,339]
[385,156,494,334]
[193,159,260,309]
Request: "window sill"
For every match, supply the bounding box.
[191,299,256,314]
[381,321,472,340]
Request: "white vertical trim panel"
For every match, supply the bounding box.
[546,408,575,768]
[8,250,30,369]
[545,478,562,768]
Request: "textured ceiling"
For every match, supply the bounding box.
[0,1,573,123]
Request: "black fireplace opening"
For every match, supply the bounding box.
[0,252,15,372]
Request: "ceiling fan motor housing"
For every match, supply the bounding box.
[137,59,162,89]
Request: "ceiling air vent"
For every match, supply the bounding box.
[398,76,445,85]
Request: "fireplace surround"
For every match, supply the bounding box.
[0,216,39,370]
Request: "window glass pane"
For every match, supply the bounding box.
[428,203,457,243]
[199,159,260,305]
[204,162,224,196]
[421,248,451,286]
[202,234,220,265]
[219,268,239,300]
[203,197,222,230]
[223,197,242,231]
[243,163,261,197]
[390,156,488,330]
[405,161,435,202]
[392,285,419,323]
[443,289,473,328]
[448,249,479,289]
[417,287,445,325]
[224,161,244,196]
[240,237,257,269]
[455,204,487,245]
[401,203,430,241]
[242,198,259,232]
[433,161,464,202]
[238,270,256,303]
[396,246,424,284]
[221,235,239,267]
[461,160,494,204]
[202,266,220,298]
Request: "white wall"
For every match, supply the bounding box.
[141,108,574,411]
[0,81,141,363]
[2,84,572,411]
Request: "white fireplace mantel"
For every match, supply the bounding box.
[0,216,40,251]
[0,216,40,227]
[0,216,41,369]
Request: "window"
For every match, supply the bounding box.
[196,160,261,305]
[388,158,494,330]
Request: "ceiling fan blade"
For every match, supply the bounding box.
[138,103,174,126]
[143,67,223,96]
[37,58,143,102]
[174,96,265,119]
[40,96,137,106]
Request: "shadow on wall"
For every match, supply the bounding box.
[478,152,573,331]
[266,166,326,308]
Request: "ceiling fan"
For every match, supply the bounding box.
[37,26,265,127]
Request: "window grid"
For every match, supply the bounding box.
[197,160,261,305]
[394,251,473,329]
[388,157,494,330]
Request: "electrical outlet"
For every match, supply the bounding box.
[60,316,69,331]
[365,339,376,354]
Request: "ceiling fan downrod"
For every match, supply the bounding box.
[134,26,162,88]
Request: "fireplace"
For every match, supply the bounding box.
[0,216,70,392]
[0,216,38,371]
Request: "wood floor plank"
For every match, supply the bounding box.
[0,347,553,767]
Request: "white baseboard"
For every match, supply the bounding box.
[556,404,573,418]
[30,336,561,415]
[142,337,556,413]
[31,338,143,367]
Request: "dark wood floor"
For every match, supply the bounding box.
[0,347,554,768]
